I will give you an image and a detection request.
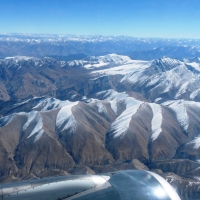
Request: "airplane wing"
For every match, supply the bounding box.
[0,170,180,200]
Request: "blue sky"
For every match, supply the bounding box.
[0,0,200,39]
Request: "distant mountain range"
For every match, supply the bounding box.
[1,34,200,60]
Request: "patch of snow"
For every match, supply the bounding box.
[5,56,42,66]
[96,90,141,116]
[60,61,67,67]
[34,61,40,66]
[84,54,134,69]
[17,66,21,70]
[190,89,200,99]
[89,100,109,116]
[96,90,140,115]
[149,104,163,141]
[189,62,200,72]
[95,101,108,116]
[111,97,142,138]
[34,130,43,142]
[92,60,149,76]
[5,56,33,62]
[188,135,200,149]
[96,89,119,100]
[23,111,44,142]
[84,61,108,69]
[98,54,132,64]
[194,177,200,181]
[189,181,194,186]
[68,60,86,67]
[84,98,98,104]
[184,100,200,107]
[110,91,129,101]
[33,98,70,111]
[120,61,151,86]
[71,94,77,99]
[0,114,15,127]
[13,97,40,108]
[56,101,79,133]
[155,98,162,103]
[146,75,160,87]
[163,100,189,131]
[96,90,142,115]
[175,81,190,98]
[109,100,118,115]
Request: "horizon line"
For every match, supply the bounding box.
[0,32,200,40]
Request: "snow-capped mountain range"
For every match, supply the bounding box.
[1,54,200,105]
[1,34,200,60]
[1,54,200,199]
[1,33,200,44]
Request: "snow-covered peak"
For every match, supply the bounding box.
[97,54,132,65]
[83,54,137,70]
[4,56,45,68]
[5,56,37,62]
[91,59,149,74]
[150,57,182,72]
